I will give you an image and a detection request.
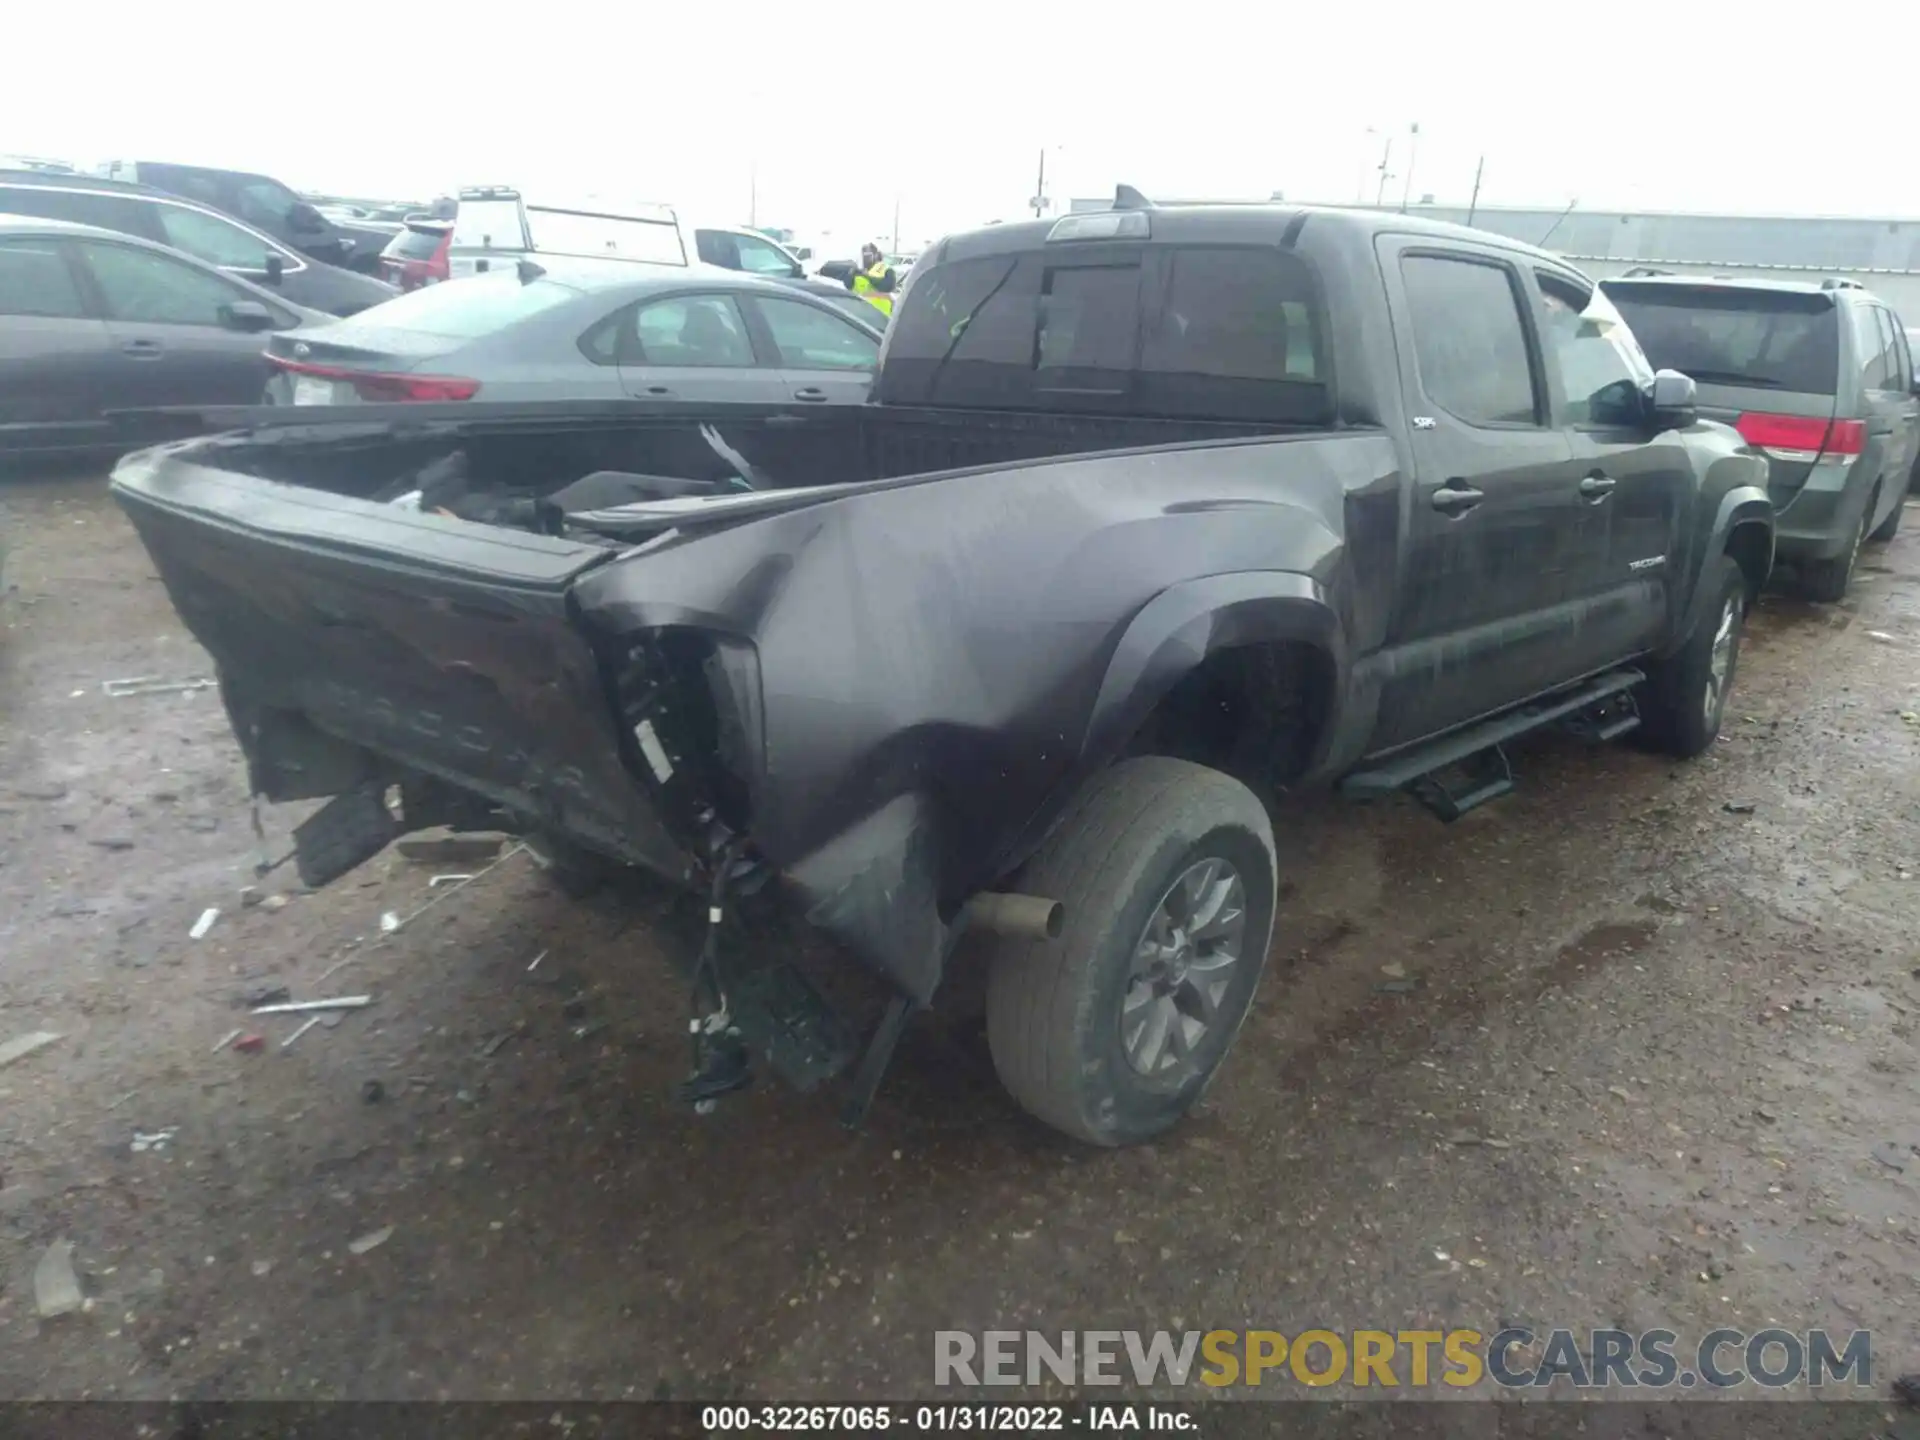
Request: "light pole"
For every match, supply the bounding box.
[1373,135,1394,208]
[1399,122,1420,213]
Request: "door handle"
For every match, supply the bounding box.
[1579,474,1617,499]
[121,339,163,358]
[793,387,828,402]
[641,385,673,396]
[1431,482,1484,514]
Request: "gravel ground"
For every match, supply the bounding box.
[2,473,1919,1405]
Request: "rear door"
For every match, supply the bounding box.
[743,293,880,403]
[1603,281,1839,511]
[0,233,117,450]
[614,291,786,402]
[70,238,295,409]
[1531,266,1685,663]
[1869,304,1919,489]
[1370,239,1586,749]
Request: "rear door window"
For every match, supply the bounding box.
[1603,284,1838,395]
[1398,253,1540,426]
[1534,270,1652,426]
[1137,244,1328,421]
[626,294,758,366]
[0,236,88,317]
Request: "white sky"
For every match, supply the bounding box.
[8,1,1919,252]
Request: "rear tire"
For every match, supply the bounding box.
[1870,490,1904,543]
[984,757,1276,1146]
[1798,499,1869,602]
[1638,555,1745,759]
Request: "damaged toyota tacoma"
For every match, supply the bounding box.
[111,195,1775,1145]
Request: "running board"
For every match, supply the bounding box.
[1341,667,1646,809]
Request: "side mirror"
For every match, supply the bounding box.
[263,254,285,286]
[1646,368,1698,431]
[218,300,279,333]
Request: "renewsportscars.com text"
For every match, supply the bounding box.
[934,1327,1872,1390]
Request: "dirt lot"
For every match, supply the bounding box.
[2,471,1919,1403]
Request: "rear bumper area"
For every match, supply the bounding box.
[109,442,692,881]
[1772,462,1871,562]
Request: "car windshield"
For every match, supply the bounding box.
[337,274,576,338]
[1605,284,1838,394]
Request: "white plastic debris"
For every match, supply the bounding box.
[131,1128,178,1154]
[0,1030,62,1070]
[348,1225,394,1256]
[379,911,401,933]
[211,1028,244,1054]
[189,908,220,940]
[34,1240,83,1318]
[428,873,475,888]
[102,676,216,698]
[280,1017,324,1050]
[250,996,372,1016]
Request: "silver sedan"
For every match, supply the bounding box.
[262,261,883,408]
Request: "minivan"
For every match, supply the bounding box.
[1604,275,1920,600]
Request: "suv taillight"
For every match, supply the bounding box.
[1735,413,1863,462]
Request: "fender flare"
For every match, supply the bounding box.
[1669,486,1772,654]
[1079,570,1349,773]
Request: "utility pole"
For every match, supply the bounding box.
[1466,155,1485,227]
[1031,148,1048,218]
[1399,122,1420,213]
[892,197,900,255]
[1373,136,1394,208]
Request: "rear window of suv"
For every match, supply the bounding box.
[384,224,448,261]
[1603,282,1838,394]
[881,243,1329,423]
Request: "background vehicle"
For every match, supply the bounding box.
[435,187,689,281]
[95,162,394,274]
[112,200,1773,1146]
[0,215,324,459]
[379,218,453,291]
[692,225,882,321]
[263,264,881,406]
[1603,275,1920,600]
[0,172,395,316]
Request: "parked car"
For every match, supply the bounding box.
[378,218,453,291]
[263,263,881,407]
[0,171,395,316]
[426,187,690,282]
[0,215,325,460]
[95,162,395,275]
[1602,275,1919,600]
[690,225,884,322]
[112,198,1773,1145]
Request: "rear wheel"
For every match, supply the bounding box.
[984,757,1276,1146]
[1870,489,1905,543]
[1638,555,1745,759]
[1798,498,1870,602]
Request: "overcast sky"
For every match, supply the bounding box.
[8,1,1918,253]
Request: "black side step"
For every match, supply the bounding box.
[1341,667,1646,805]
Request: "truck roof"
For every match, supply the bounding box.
[931,197,1574,269]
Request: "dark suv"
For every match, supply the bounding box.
[1603,275,1919,600]
[95,162,394,275]
[0,172,394,317]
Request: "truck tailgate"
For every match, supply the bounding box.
[110,445,688,876]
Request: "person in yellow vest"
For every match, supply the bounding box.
[846,242,898,317]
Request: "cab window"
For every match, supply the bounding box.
[1535,271,1651,426]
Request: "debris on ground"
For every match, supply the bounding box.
[262,894,289,912]
[131,1128,178,1154]
[1871,1142,1909,1172]
[396,831,505,866]
[1375,979,1419,994]
[240,886,263,908]
[233,1034,265,1054]
[1607,1085,1633,1102]
[87,835,135,851]
[429,873,476,888]
[101,675,215,697]
[1723,801,1758,815]
[188,908,220,940]
[348,1225,394,1256]
[250,1260,273,1278]
[1381,962,1408,979]
[379,911,400,933]
[0,1030,62,1070]
[237,980,291,1009]
[362,1080,386,1104]
[33,1239,83,1318]
[280,1017,323,1050]
[211,1028,244,1054]
[380,843,528,935]
[526,949,548,973]
[250,996,372,1016]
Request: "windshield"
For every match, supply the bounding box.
[335,273,576,338]
[1605,283,1838,394]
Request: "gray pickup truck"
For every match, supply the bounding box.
[111,194,1774,1145]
